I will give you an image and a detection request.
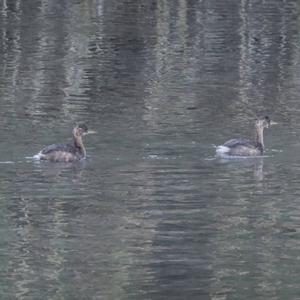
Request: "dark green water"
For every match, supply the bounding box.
[1,0,300,299]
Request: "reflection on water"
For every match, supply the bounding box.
[1,0,300,299]
[218,157,265,181]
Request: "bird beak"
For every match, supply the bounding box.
[87,130,97,135]
[270,121,278,125]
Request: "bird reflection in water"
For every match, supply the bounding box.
[218,157,265,181]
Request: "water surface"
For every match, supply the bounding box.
[1,0,300,299]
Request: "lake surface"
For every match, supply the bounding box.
[1,0,300,299]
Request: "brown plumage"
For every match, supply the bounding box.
[34,124,96,162]
[216,116,275,157]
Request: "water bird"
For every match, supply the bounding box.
[216,116,276,157]
[34,124,96,162]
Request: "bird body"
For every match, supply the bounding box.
[216,138,262,156]
[216,116,274,157]
[34,124,95,162]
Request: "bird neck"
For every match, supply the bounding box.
[254,126,264,153]
[73,135,86,157]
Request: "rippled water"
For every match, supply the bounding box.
[1,0,300,299]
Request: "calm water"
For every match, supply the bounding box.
[1,0,300,299]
